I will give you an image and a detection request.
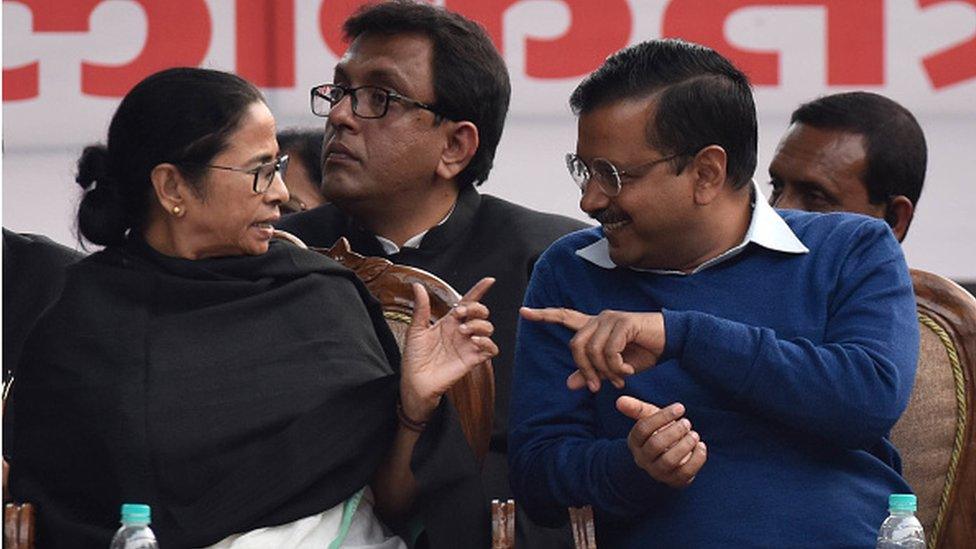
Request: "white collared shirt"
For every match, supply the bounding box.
[374,202,457,255]
[575,181,809,274]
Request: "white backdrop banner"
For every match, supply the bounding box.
[3,0,975,277]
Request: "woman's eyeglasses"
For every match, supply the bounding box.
[207,155,290,193]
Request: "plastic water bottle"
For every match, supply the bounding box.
[876,494,925,548]
[109,503,160,549]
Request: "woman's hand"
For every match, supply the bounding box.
[520,307,665,392]
[399,277,498,422]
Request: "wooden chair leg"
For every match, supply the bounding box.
[491,499,516,549]
[569,505,596,549]
[4,503,36,549]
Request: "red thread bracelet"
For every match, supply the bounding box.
[397,401,428,433]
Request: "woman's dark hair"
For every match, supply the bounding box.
[75,67,265,246]
[570,39,757,190]
[343,0,511,188]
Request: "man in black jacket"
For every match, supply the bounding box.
[3,229,83,384]
[277,2,586,546]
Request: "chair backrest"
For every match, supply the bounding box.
[890,269,976,548]
[309,235,495,465]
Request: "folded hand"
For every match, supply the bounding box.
[617,396,707,488]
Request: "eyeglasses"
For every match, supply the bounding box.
[310,83,443,120]
[207,155,289,193]
[565,152,684,197]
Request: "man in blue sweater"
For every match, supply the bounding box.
[508,39,920,547]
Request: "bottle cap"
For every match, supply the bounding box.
[888,493,917,512]
[120,503,152,525]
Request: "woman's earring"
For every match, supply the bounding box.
[172,205,185,217]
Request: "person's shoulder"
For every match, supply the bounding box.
[779,208,892,242]
[777,209,899,259]
[3,229,85,267]
[274,204,347,245]
[537,226,603,263]
[265,238,356,277]
[478,193,590,236]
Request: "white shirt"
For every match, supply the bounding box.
[575,180,809,274]
[374,202,457,255]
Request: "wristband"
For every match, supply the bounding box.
[397,401,428,433]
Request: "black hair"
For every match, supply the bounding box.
[569,39,757,189]
[75,67,265,247]
[277,128,325,189]
[343,0,511,187]
[790,91,927,207]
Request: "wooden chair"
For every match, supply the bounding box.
[3,502,34,549]
[890,269,976,548]
[491,499,515,549]
[3,378,35,549]
[569,505,597,549]
[309,235,495,464]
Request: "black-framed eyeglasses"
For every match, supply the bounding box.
[207,155,289,193]
[565,152,684,197]
[310,83,444,120]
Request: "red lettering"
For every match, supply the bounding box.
[2,0,210,100]
[919,0,976,89]
[3,64,39,101]
[82,1,211,96]
[236,0,295,87]
[662,0,884,86]
[2,0,109,101]
[319,0,376,58]
[448,0,630,78]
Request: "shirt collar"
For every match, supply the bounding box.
[374,201,457,255]
[575,180,808,274]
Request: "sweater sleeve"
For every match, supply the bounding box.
[660,219,919,449]
[508,256,670,525]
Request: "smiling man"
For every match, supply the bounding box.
[276,2,586,546]
[508,40,920,548]
[768,92,927,242]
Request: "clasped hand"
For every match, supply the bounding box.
[617,397,707,488]
[399,277,498,423]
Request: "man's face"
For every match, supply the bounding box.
[576,98,696,269]
[320,32,445,211]
[767,123,881,217]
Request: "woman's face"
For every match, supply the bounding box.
[181,102,289,258]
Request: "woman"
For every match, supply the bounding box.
[4,68,496,548]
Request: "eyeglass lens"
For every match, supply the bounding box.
[313,85,389,118]
[566,154,620,195]
[255,156,289,192]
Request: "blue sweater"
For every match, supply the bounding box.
[509,211,919,548]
